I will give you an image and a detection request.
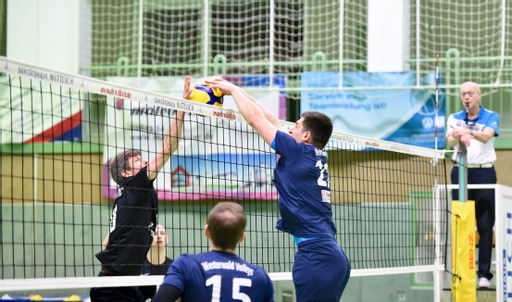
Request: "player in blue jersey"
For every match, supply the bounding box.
[207,79,350,302]
[446,81,500,289]
[152,202,274,302]
[90,78,189,302]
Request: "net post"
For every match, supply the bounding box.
[433,185,444,302]
[457,142,468,203]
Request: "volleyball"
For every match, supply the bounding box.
[189,83,224,107]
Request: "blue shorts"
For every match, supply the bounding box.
[293,237,350,302]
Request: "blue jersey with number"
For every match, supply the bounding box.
[272,131,336,238]
[162,251,274,302]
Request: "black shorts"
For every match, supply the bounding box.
[89,271,145,302]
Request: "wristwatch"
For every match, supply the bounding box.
[470,129,474,136]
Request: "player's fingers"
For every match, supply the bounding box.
[183,76,192,99]
[206,79,235,95]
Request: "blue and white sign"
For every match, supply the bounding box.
[498,185,512,301]
[300,71,445,148]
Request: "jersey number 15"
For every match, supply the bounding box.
[206,275,252,302]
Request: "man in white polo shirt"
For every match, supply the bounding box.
[446,81,500,289]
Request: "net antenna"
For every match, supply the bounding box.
[431,55,440,184]
[435,55,439,155]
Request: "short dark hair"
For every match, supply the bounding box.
[301,111,333,149]
[109,149,140,185]
[207,202,247,250]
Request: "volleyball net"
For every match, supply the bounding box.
[0,57,450,291]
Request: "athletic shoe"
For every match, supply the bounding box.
[478,277,491,288]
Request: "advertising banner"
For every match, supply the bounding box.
[0,77,82,143]
[300,71,445,148]
[498,185,512,301]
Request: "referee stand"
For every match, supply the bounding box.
[451,143,477,302]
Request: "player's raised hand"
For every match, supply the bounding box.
[183,76,193,100]
[204,78,238,96]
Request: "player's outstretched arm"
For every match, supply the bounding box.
[234,85,283,130]
[147,77,190,180]
[206,79,282,146]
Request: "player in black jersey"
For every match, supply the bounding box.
[90,78,189,302]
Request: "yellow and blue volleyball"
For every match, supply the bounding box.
[189,83,224,107]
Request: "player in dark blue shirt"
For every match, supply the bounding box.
[153,202,274,302]
[90,78,189,302]
[208,79,350,302]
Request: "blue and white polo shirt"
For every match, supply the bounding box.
[446,105,499,164]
